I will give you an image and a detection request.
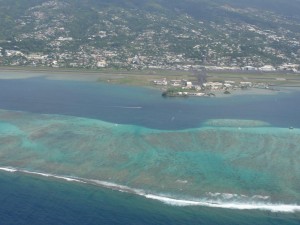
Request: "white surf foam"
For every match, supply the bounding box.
[88,179,146,195]
[109,106,142,109]
[21,170,86,183]
[87,179,300,213]
[1,167,299,213]
[144,194,300,213]
[206,192,270,201]
[0,167,17,172]
[252,195,270,200]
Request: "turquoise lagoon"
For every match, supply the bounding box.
[0,73,300,224]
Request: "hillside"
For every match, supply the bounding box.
[0,0,300,71]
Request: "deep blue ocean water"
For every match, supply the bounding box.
[1,171,300,225]
[0,73,300,224]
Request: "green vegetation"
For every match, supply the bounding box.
[207,72,300,86]
[0,0,300,69]
[162,87,187,97]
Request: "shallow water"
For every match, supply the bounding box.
[0,76,299,130]
[0,74,300,223]
[0,109,300,209]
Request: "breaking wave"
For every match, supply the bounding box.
[0,167,17,173]
[0,167,85,183]
[1,166,300,213]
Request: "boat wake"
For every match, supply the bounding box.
[1,167,300,213]
[107,106,143,109]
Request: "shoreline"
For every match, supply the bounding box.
[161,87,296,99]
[0,66,193,77]
[1,67,300,98]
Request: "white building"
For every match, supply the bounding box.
[97,60,107,68]
[203,82,223,90]
[153,78,168,86]
[27,53,46,60]
[170,80,182,87]
[57,37,73,41]
[183,81,193,88]
[259,65,276,72]
[242,66,257,71]
[240,82,252,87]
[225,81,235,84]
[224,83,233,88]
[6,50,24,57]
[278,64,299,72]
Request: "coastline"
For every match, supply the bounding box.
[208,87,282,98]
[1,67,300,98]
[1,71,300,224]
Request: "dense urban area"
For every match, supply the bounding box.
[1,0,300,72]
